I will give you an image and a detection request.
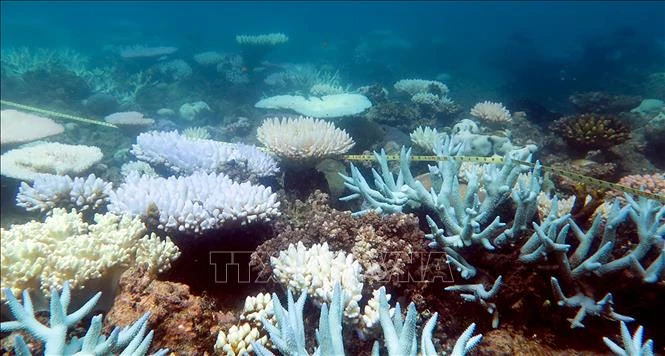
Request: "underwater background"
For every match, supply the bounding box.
[1,1,664,355]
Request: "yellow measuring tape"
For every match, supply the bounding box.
[342,154,665,204]
[1,99,119,128]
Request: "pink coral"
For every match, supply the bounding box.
[616,173,665,196]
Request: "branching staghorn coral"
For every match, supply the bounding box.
[372,287,482,356]
[445,276,503,328]
[0,282,167,355]
[550,277,634,329]
[517,194,664,327]
[602,321,654,356]
[520,195,665,285]
[251,284,483,356]
[0,47,89,76]
[340,132,539,279]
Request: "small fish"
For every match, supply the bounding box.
[571,159,597,167]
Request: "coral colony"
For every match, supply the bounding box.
[1,17,664,356]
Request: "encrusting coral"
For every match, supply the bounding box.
[104,266,228,355]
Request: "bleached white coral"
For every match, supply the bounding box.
[255,94,372,118]
[410,126,444,153]
[132,130,279,178]
[537,192,576,221]
[257,116,355,161]
[1,110,64,145]
[120,160,158,178]
[16,173,112,213]
[182,126,211,140]
[0,208,180,299]
[357,287,396,337]
[215,323,267,356]
[394,79,449,96]
[270,241,364,322]
[470,101,512,123]
[0,142,103,181]
[108,171,280,234]
[236,33,289,46]
[215,292,275,355]
[193,51,225,66]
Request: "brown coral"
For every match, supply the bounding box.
[550,114,630,151]
[104,267,231,355]
[250,191,432,294]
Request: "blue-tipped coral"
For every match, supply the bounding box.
[550,277,634,328]
[253,288,309,356]
[340,135,540,280]
[445,275,503,328]
[521,195,664,284]
[0,282,167,356]
[253,284,482,356]
[253,284,347,356]
[372,286,483,356]
[602,321,654,356]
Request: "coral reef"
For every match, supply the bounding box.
[2,11,665,356]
